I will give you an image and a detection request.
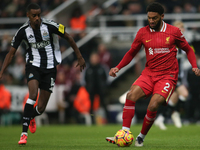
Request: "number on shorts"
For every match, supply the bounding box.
[51,78,55,87]
[163,83,170,92]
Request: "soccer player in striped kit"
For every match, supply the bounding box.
[0,3,86,145]
[106,2,200,147]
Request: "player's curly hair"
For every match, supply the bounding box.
[26,3,40,12]
[146,2,164,15]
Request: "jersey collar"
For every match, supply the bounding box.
[150,21,167,32]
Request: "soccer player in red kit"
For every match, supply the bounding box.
[106,2,200,147]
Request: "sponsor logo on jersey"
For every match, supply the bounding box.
[154,48,170,54]
[29,73,34,78]
[49,78,55,92]
[148,47,153,55]
[31,40,50,49]
[148,47,170,55]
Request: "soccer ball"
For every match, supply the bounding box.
[114,129,134,147]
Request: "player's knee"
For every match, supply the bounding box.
[126,91,137,102]
[179,94,188,102]
[148,101,162,112]
[148,105,157,112]
[37,106,45,114]
[182,92,189,99]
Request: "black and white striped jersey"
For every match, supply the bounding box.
[177,47,186,80]
[11,18,66,69]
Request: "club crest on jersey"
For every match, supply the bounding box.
[165,36,170,44]
[43,31,49,38]
[29,73,34,78]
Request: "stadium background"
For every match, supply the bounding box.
[1,0,200,126]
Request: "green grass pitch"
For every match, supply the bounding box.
[0,124,200,150]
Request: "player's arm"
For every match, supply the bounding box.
[109,31,143,77]
[109,45,141,77]
[116,30,143,69]
[182,45,200,76]
[50,22,86,71]
[62,32,86,71]
[0,47,17,79]
[0,28,23,79]
[175,29,200,76]
[116,47,140,70]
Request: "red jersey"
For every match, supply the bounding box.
[116,21,197,76]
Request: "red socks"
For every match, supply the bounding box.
[141,109,157,135]
[122,99,136,128]
[122,99,157,136]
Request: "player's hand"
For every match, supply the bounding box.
[192,68,200,76]
[76,57,86,72]
[109,67,119,77]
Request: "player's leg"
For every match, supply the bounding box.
[18,79,39,145]
[99,91,110,123]
[31,68,56,119]
[89,92,95,124]
[176,85,188,100]
[135,94,165,147]
[32,89,51,117]
[135,77,176,147]
[106,74,152,145]
[176,85,188,109]
[154,112,167,130]
[154,91,178,130]
[122,85,146,130]
[171,85,188,128]
[106,84,146,144]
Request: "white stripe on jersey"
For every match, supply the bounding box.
[42,19,61,65]
[52,34,62,65]
[43,18,62,66]
[40,23,54,69]
[25,27,41,68]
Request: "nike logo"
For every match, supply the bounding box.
[146,39,152,43]
[162,90,167,93]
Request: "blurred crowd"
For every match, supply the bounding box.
[1,0,200,125]
[0,0,66,18]
[1,0,200,19]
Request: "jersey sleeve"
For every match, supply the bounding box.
[175,28,197,68]
[175,28,188,48]
[11,28,24,49]
[116,29,143,70]
[48,20,66,37]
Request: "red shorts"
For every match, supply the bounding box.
[133,73,177,103]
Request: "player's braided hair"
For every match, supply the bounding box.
[26,3,41,12]
[146,2,164,15]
